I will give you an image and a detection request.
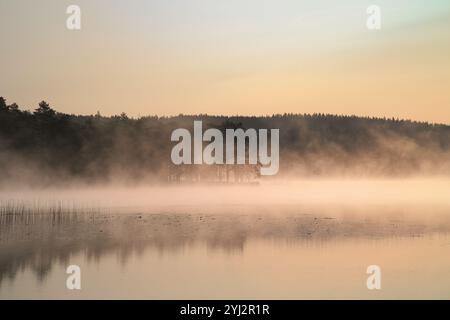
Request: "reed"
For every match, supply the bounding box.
[0,199,102,225]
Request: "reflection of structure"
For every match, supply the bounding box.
[167,163,260,184]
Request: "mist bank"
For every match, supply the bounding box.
[1,97,450,187]
[2,180,450,212]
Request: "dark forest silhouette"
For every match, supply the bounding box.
[1,96,450,186]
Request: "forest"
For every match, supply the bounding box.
[1,96,450,186]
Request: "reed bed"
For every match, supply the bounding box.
[0,199,102,225]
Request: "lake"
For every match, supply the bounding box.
[1,180,450,299]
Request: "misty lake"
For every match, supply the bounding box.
[1,180,450,299]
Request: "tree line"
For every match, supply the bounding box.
[1,96,450,186]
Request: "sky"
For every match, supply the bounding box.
[1,0,450,123]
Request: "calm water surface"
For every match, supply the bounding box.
[1,202,450,299]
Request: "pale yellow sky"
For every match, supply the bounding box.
[1,0,449,123]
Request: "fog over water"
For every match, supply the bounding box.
[1,0,450,299]
[2,179,450,212]
[2,179,450,299]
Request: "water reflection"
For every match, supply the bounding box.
[2,205,450,289]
